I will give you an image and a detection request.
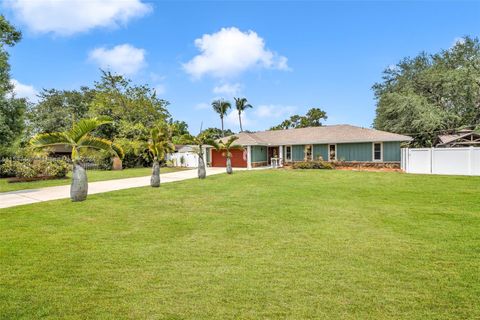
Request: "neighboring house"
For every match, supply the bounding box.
[167,145,202,168]
[436,130,480,148]
[209,124,412,168]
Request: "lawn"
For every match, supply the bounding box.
[0,167,189,192]
[1,170,479,319]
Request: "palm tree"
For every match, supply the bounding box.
[30,117,124,202]
[216,136,241,174]
[234,97,253,132]
[148,124,175,187]
[190,131,219,179]
[211,99,231,137]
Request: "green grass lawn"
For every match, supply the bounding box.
[0,167,189,192]
[1,170,479,319]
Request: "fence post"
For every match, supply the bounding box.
[429,148,433,174]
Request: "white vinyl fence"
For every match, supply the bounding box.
[401,147,480,176]
[166,152,199,168]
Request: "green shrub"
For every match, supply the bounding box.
[0,158,70,179]
[292,160,334,170]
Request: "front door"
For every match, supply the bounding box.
[329,144,336,161]
[268,147,279,165]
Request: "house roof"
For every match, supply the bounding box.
[219,125,412,146]
[174,145,197,153]
[437,131,480,146]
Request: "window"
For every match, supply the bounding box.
[373,143,382,161]
[285,146,292,161]
[304,145,313,161]
[329,144,336,161]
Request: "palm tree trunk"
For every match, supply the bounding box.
[226,157,233,174]
[238,111,243,132]
[198,155,206,179]
[151,159,160,187]
[71,162,88,202]
[221,116,225,137]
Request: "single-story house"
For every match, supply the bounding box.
[208,124,412,168]
[436,130,480,148]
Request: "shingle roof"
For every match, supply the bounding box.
[219,125,412,146]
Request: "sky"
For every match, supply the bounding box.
[2,0,480,134]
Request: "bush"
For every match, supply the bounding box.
[0,158,70,179]
[292,160,334,170]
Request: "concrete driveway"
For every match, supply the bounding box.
[0,167,228,209]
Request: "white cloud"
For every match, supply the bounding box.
[4,0,151,36]
[88,44,146,75]
[254,104,296,119]
[10,79,38,102]
[154,84,166,95]
[183,27,289,79]
[212,83,242,96]
[225,109,251,129]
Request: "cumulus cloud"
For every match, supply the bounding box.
[225,109,251,128]
[254,104,296,119]
[212,83,242,96]
[4,0,151,36]
[10,79,38,102]
[88,44,146,75]
[183,27,289,79]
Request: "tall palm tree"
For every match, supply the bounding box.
[234,97,253,132]
[148,124,175,187]
[211,99,231,137]
[216,136,241,174]
[190,131,219,179]
[30,117,124,202]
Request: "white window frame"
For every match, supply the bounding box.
[285,145,292,161]
[328,144,337,161]
[372,142,383,162]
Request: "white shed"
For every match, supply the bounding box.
[167,145,199,168]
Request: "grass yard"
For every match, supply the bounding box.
[0,167,189,192]
[1,170,479,319]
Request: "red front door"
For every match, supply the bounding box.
[211,148,248,167]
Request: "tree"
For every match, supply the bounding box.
[200,127,235,140]
[189,131,218,179]
[270,107,328,130]
[234,97,253,132]
[0,15,27,157]
[211,99,231,137]
[169,119,192,144]
[216,136,241,174]
[30,118,124,202]
[148,124,174,187]
[373,36,480,146]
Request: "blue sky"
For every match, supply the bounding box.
[3,0,480,134]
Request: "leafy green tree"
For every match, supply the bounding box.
[234,97,253,132]
[270,107,327,130]
[373,36,480,146]
[28,88,94,134]
[201,127,235,140]
[216,136,241,174]
[211,99,231,137]
[148,124,174,187]
[30,118,124,202]
[169,119,192,144]
[0,15,27,157]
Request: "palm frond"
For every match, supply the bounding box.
[68,117,112,142]
[77,135,116,154]
[30,132,72,150]
[111,142,125,159]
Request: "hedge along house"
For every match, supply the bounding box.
[208,125,412,168]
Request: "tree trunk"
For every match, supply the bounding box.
[151,159,160,187]
[71,162,88,202]
[221,116,225,137]
[198,155,206,179]
[239,111,243,132]
[226,157,233,174]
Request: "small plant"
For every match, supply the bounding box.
[292,160,334,170]
[180,155,186,167]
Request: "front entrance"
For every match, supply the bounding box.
[267,146,279,165]
[329,144,336,161]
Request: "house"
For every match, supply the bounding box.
[436,130,480,148]
[167,145,200,167]
[208,124,412,168]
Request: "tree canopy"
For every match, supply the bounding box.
[270,107,327,130]
[373,36,480,146]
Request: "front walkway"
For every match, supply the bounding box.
[0,167,228,209]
